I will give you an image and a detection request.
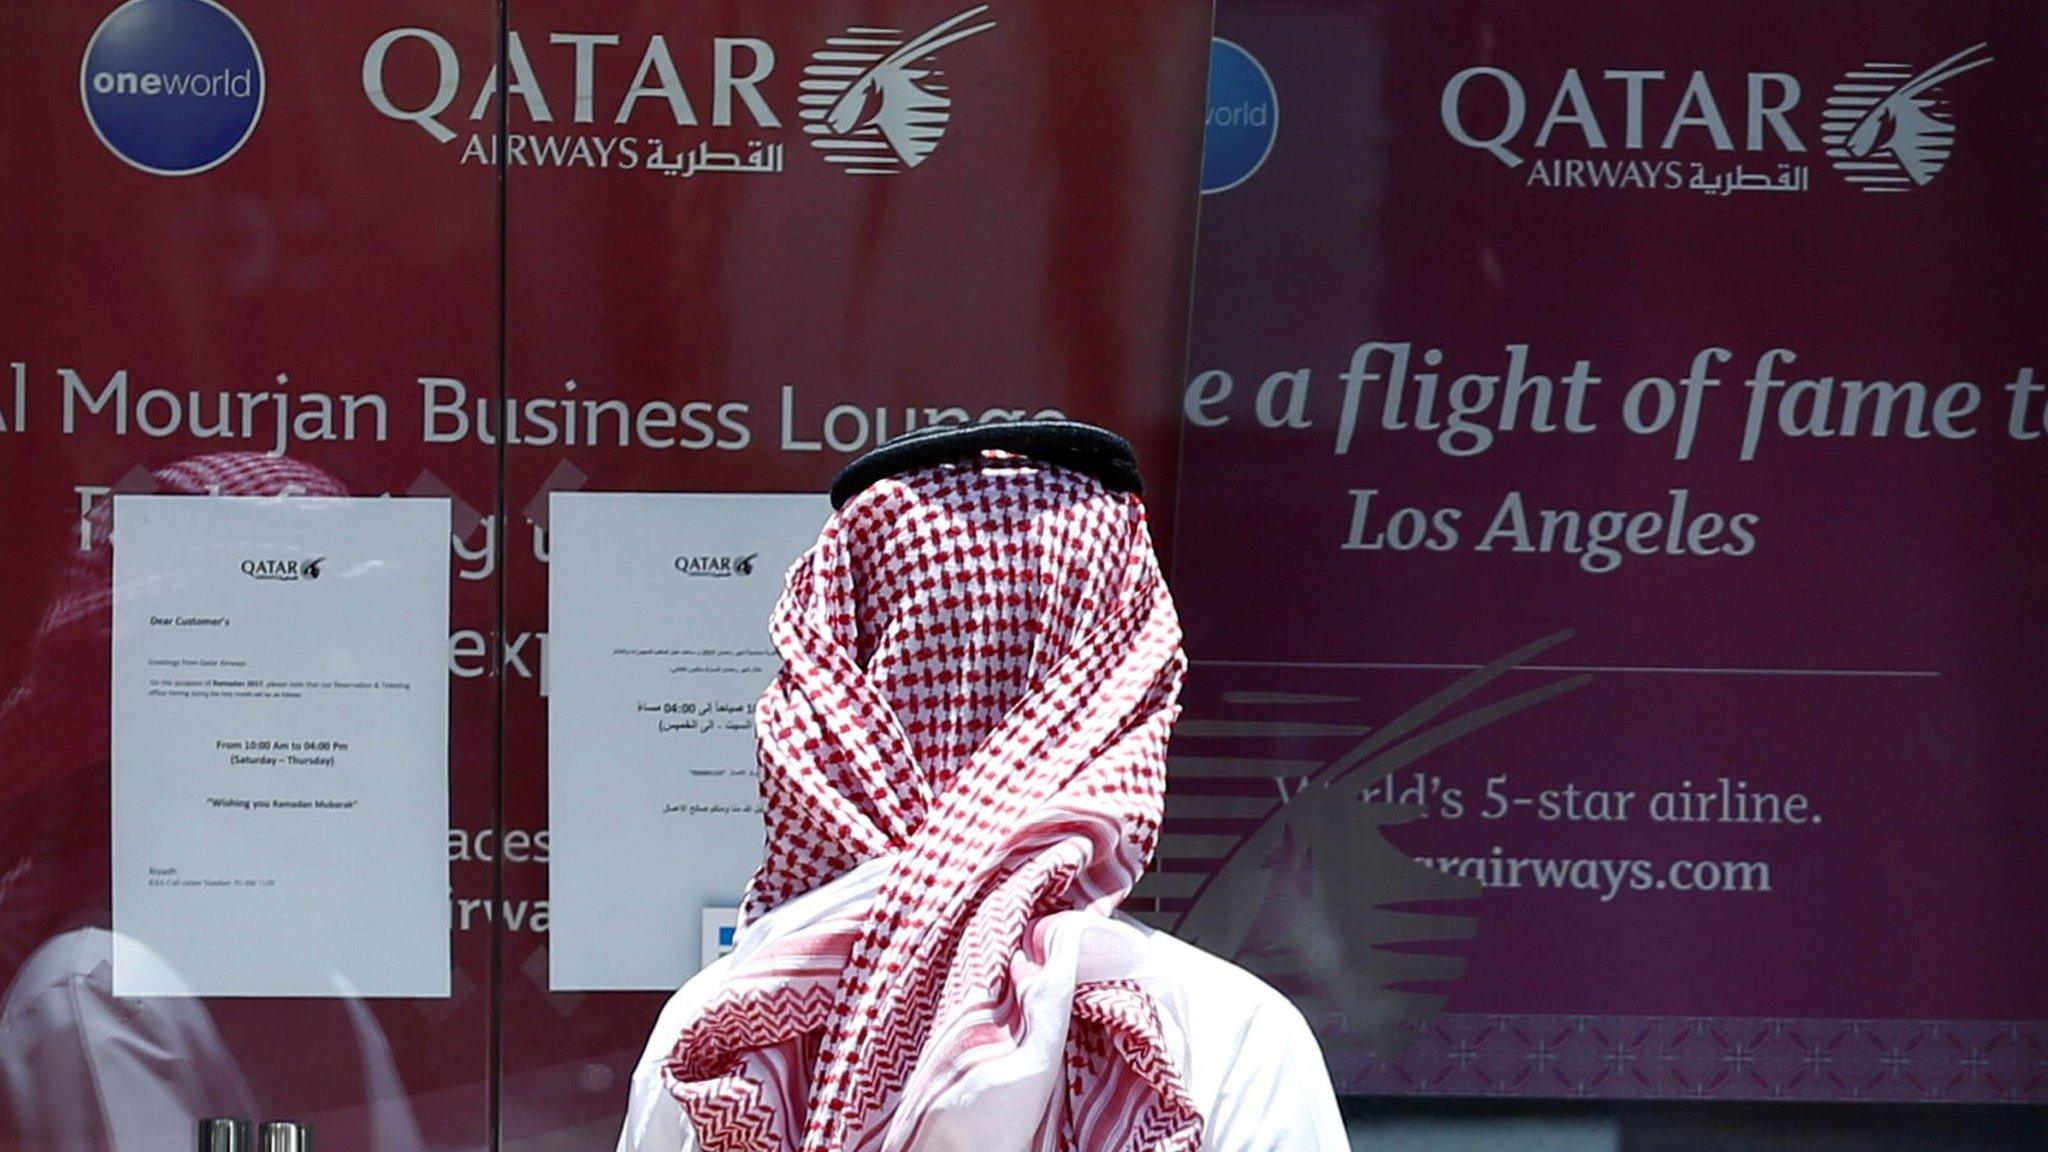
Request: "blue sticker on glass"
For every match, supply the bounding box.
[80,0,265,176]
[1201,38,1278,195]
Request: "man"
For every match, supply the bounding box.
[619,425,1347,1151]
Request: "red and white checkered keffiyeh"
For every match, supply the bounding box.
[662,456,1202,1152]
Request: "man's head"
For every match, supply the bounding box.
[839,454,1158,792]
[742,439,1184,919]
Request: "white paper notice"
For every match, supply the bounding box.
[111,496,451,998]
[547,492,830,991]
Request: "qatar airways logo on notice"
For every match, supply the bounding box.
[360,7,995,178]
[1439,42,1993,196]
[241,556,322,582]
[673,553,757,579]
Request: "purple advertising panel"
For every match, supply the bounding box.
[1162,0,2048,1102]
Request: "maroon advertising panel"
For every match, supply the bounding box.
[1165,0,2047,1102]
[6,1,1211,1149]
[1,2,502,1149]
[4,0,1209,1147]
[352,0,1207,1141]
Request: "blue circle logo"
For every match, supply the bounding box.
[80,0,264,176]
[1201,38,1277,194]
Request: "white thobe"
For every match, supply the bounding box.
[617,859,1348,1152]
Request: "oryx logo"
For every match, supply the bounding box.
[1822,43,1992,193]
[798,6,996,175]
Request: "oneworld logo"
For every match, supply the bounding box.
[1201,38,1278,194]
[1821,43,1993,193]
[1439,42,1991,196]
[673,553,757,578]
[798,7,996,176]
[241,556,321,582]
[81,0,264,176]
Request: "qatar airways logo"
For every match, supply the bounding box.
[361,8,996,178]
[1440,42,1992,196]
[241,556,321,582]
[673,553,756,578]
